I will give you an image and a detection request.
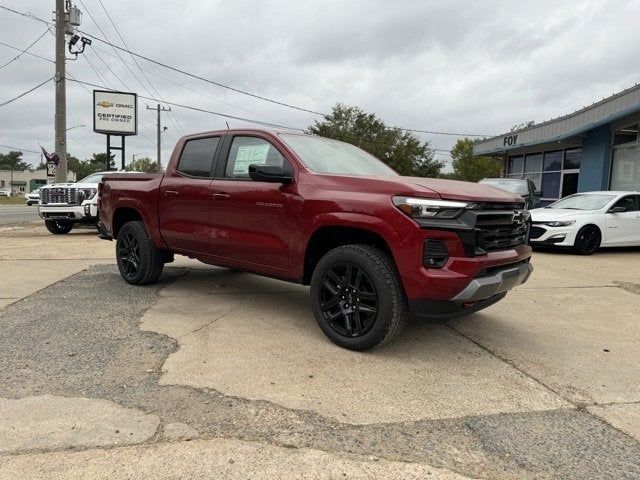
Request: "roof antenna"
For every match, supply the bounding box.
[225,121,230,130]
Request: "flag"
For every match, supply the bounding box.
[40,145,59,165]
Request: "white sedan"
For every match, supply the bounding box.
[530,191,640,254]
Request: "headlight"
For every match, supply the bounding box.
[82,188,97,200]
[542,220,575,227]
[393,196,470,219]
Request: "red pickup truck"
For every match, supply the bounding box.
[98,129,533,350]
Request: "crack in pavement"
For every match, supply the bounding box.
[0,265,638,479]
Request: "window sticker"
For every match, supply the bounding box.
[233,144,270,174]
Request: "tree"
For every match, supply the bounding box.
[88,152,115,171]
[510,121,535,132]
[0,151,30,170]
[308,104,444,177]
[450,138,501,182]
[126,156,159,173]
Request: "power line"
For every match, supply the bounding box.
[76,28,327,116]
[67,77,304,131]
[95,0,185,137]
[0,27,50,70]
[0,143,41,154]
[0,40,54,63]
[0,4,494,138]
[0,76,53,107]
[0,5,50,24]
[75,0,177,144]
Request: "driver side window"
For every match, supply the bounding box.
[612,195,639,212]
[225,136,288,179]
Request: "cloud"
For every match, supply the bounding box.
[0,0,638,170]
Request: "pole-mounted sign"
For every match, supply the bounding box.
[93,90,138,170]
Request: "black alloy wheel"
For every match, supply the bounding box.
[118,230,141,278]
[44,219,73,234]
[115,221,165,285]
[319,262,378,338]
[310,244,408,351]
[573,225,601,255]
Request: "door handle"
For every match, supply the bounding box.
[163,190,179,197]
[213,193,230,200]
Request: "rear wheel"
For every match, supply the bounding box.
[116,221,164,285]
[45,220,73,234]
[573,225,601,255]
[310,245,407,351]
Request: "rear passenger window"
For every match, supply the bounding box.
[177,137,220,177]
[225,136,286,179]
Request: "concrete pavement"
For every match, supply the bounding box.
[1,224,639,478]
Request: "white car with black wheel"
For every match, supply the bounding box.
[529,191,640,254]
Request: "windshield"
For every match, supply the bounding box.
[279,134,398,177]
[480,179,528,195]
[78,173,104,184]
[548,194,615,210]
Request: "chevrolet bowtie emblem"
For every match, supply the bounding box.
[97,101,114,108]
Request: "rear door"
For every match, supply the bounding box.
[605,195,640,245]
[158,135,222,254]
[208,133,296,272]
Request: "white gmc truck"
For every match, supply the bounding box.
[38,172,107,234]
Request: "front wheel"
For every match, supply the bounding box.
[310,245,408,351]
[45,220,73,234]
[116,221,164,285]
[573,225,601,255]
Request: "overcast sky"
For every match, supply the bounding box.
[1,0,639,172]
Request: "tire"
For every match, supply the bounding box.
[573,225,601,255]
[116,221,164,285]
[310,244,408,351]
[45,220,73,234]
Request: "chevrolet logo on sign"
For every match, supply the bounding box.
[97,101,114,108]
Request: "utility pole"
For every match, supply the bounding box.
[54,0,67,183]
[146,104,171,171]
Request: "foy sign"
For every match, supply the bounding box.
[93,90,138,135]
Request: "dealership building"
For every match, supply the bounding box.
[473,84,640,204]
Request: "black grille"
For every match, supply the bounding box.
[529,226,546,240]
[40,187,80,205]
[475,209,528,251]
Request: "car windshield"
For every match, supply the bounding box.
[480,179,528,195]
[547,194,615,210]
[78,173,104,184]
[279,134,398,176]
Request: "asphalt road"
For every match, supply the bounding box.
[0,204,39,226]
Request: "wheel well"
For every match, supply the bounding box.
[578,223,602,236]
[303,226,393,285]
[112,207,143,238]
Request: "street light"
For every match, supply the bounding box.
[66,124,86,131]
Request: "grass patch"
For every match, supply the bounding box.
[0,196,27,205]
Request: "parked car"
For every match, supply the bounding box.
[0,187,12,197]
[99,129,533,350]
[479,178,541,209]
[530,191,640,254]
[38,172,108,234]
[25,188,41,206]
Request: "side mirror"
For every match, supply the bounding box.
[608,206,627,213]
[248,164,293,184]
[534,190,542,197]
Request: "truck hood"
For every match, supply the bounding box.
[309,174,524,203]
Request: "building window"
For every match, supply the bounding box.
[610,144,640,191]
[508,148,581,201]
[613,123,639,146]
[0,180,4,188]
[564,148,582,170]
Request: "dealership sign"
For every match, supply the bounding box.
[93,90,138,135]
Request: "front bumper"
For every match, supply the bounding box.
[451,261,533,302]
[38,202,98,221]
[529,223,580,247]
